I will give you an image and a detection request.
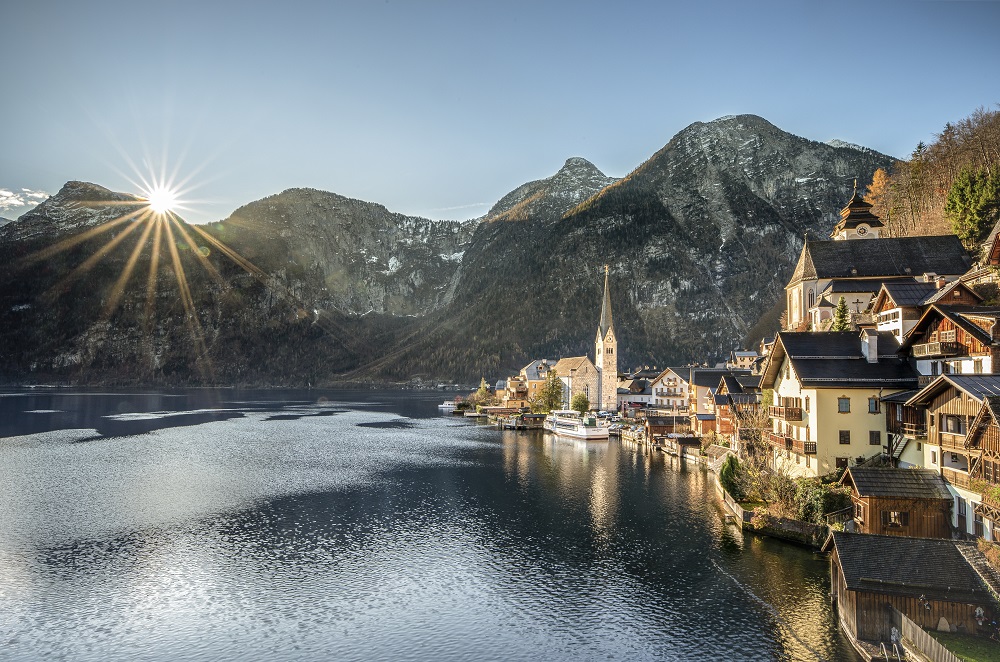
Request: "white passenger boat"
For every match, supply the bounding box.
[543,410,609,440]
[437,400,457,412]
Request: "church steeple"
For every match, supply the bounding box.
[595,265,618,411]
[599,264,614,338]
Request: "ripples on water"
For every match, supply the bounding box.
[0,390,857,660]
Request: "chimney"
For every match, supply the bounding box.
[936,276,947,290]
[862,329,878,363]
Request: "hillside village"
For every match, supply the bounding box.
[474,189,1000,660]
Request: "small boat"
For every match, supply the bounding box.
[543,410,609,440]
[437,400,457,412]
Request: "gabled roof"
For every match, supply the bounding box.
[871,280,938,312]
[899,304,1000,350]
[554,356,595,375]
[761,331,917,390]
[825,532,993,603]
[920,279,983,306]
[665,366,692,383]
[690,368,749,388]
[905,374,1000,407]
[842,468,952,500]
[787,235,971,287]
[521,359,557,381]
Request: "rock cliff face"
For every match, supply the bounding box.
[219,189,477,316]
[0,114,897,385]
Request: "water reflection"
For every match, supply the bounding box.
[0,390,856,661]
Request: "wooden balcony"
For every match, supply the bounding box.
[940,432,968,451]
[982,490,1000,511]
[791,439,817,455]
[768,406,803,421]
[764,430,792,450]
[912,341,963,358]
[942,466,971,490]
[917,375,934,386]
[902,422,927,439]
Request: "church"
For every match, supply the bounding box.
[784,187,972,331]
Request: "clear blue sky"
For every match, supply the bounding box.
[2,0,998,223]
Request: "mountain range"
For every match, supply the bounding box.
[0,114,896,385]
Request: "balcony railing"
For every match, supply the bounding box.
[918,375,934,386]
[765,430,792,450]
[912,341,963,358]
[940,432,968,451]
[902,422,927,438]
[768,406,803,421]
[982,490,1000,511]
[942,466,971,489]
[791,439,817,455]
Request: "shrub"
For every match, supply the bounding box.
[719,455,743,500]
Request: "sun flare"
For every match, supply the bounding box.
[145,186,179,215]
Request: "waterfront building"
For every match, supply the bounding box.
[500,358,556,408]
[595,266,618,411]
[839,467,953,539]
[649,367,691,412]
[759,330,919,478]
[825,532,999,646]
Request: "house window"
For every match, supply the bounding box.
[836,457,849,469]
[931,450,937,464]
[805,396,810,412]
[943,415,966,435]
[975,512,984,538]
[917,441,922,451]
[838,397,851,413]
[975,359,984,374]
[882,511,910,528]
[796,454,801,465]
[869,431,881,446]
[868,397,879,414]
[840,430,851,445]
[806,455,810,469]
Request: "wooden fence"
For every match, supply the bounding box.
[888,606,961,662]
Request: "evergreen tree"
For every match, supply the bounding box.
[831,296,851,331]
[570,392,590,414]
[535,369,563,413]
[946,167,1000,251]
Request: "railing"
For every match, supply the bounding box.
[939,432,967,451]
[768,406,803,421]
[824,506,854,526]
[888,606,962,662]
[765,430,792,450]
[912,341,963,358]
[942,466,971,489]
[918,375,934,386]
[981,490,1000,511]
[791,439,817,455]
[902,422,927,438]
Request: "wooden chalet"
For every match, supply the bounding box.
[899,304,1000,379]
[644,415,689,441]
[870,278,981,343]
[840,467,953,539]
[825,532,998,643]
[965,395,1000,539]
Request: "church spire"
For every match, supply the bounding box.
[599,265,614,338]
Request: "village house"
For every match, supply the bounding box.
[649,367,691,413]
[965,395,1000,541]
[870,278,981,343]
[825,532,999,646]
[760,330,919,478]
[500,359,556,408]
[688,367,751,436]
[898,304,1000,379]
[616,372,653,410]
[901,374,1000,540]
[714,373,760,448]
[727,350,759,371]
[839,467,953,539]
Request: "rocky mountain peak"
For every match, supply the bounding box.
[1,181,145,242]
[485,157,618,222]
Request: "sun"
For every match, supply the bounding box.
[145,185,179,214]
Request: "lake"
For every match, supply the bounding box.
[0,388,857,660]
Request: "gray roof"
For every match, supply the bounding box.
[788,235,971,286]
[879,389,920,404]
[822,278,906,295]
[522,359,557,381]
[691,368,750,388]
[900,304,1000,350]
[827,532,993,604]
[844,468,952,500]
[762,331,918,389]
[906,374,1000,407]
[880,280,939,307]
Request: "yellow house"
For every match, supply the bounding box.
[760,330,920,478]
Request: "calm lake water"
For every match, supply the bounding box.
[0,389,857,661]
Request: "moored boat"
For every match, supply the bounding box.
[543,410,609,440]
[437,400,457,412]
